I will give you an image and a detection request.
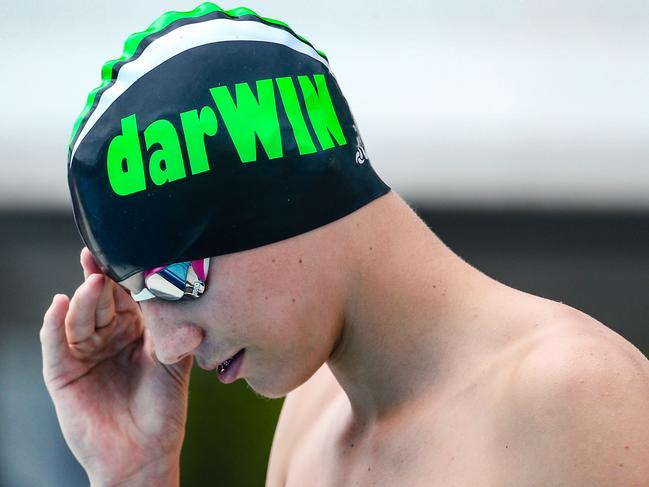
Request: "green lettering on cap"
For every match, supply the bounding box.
[144,119,186,186]
[298,74,347,150]
[276,77,317,155]
[210,79,283,163]
[180,106,218,175]
[107,114,146,196]
[105,73,350,197]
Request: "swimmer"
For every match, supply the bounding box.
[41,4,649,486]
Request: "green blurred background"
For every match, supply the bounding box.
[182,371,283,485]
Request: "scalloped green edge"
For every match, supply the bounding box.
[68,2,328,151]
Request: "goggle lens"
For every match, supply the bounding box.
[130,258,209,302]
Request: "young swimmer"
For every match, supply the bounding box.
[42,4,649,486]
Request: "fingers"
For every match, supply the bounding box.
[69,248,143,361]
[65,274,115,346]
[95,278,116,329]
[80,247,102,280]
[41,294,72,372]
[80,246,135,314]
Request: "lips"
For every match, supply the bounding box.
[217,350,240,373]
[216,348,245,384]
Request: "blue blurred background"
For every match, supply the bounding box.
[1,1,647,485]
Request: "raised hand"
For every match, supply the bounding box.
[40,248,192,486]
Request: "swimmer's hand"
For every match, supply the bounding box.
[40,248,190,486]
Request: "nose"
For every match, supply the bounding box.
[139,301,205,364]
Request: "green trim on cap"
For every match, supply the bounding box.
[68,2,328,151]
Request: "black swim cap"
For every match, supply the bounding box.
[68,3,390,283]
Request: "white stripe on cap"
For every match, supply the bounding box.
[70,17,329,164]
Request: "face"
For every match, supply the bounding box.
[138,224,350,398]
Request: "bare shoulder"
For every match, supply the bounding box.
[266,364,341,487]
[493,305,649,486]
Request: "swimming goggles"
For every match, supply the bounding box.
[123,258,210,302]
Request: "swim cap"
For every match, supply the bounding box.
[68,2,390,284]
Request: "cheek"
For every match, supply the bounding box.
[243,300,337,398]
[205,251,341,396]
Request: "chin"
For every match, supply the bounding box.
[243,376,294,399]
[243,365,314,399]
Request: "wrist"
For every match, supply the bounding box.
[89,456,180,487]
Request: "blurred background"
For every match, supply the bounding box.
[1,0,647,485]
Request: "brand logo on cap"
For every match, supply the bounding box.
[356,146,367,165]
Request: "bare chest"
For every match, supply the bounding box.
[283,388,509,487]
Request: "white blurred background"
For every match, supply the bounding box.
[1,0,648,210]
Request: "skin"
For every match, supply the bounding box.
[41,191,649,486]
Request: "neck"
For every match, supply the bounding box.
[327,193,502,426]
